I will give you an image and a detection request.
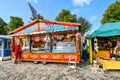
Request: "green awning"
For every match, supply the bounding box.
[89,22,120,39]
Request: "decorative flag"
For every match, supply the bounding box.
[28,2,38,20]
[44,34,51,43]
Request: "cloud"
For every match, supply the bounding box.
[34,0,38,4]
[90,15,96,21]
[72,0,91,7]
[71,8,79,14]
[26,0,38,4]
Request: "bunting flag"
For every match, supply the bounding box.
[28,2,38,20]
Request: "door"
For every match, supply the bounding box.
[0,41,4,60]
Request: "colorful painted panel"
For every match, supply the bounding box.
[23,26,38,34]
[40,54,50,60]
[51,54,63,60]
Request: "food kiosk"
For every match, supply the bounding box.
[9,20,81,64]
[89,22,120,70]
[0,35,11,60]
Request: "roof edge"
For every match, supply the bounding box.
[9,19,81,34]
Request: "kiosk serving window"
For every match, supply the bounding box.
[31,35,45,53]
[53,42,76,53]
[30,32,76,53]
[52,33,76,53]
[15,31,77,53]
[95,38,110,50]
[96,37,117,51]
[15,36,30,53]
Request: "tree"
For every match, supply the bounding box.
[101,1,120,24]
[55,9,77,22]
[77,17,92,35]
[0,18,7,34]
[55,9,91,34]
[30,13,44,21]
[5,16,24,33]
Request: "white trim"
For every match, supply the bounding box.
[0,35,11,39]
[3,56,11,60]
[0,56,11,60]
[0,57,2,60]
[0,49,10,50]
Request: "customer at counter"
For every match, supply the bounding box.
[44,43,50,52]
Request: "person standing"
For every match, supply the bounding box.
[94,37,99,62]
[14,45,20,64]
[44,43,50,52]
[81,43,88,61]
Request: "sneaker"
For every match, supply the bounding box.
[14,62,18,64]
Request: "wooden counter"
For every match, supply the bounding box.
[12,52,80,64]
[98,59,120,70]
[92,50,110,59]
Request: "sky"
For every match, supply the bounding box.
[0,0,115,32]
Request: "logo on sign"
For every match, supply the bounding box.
[41,55,48,59]
[22,54,28,59]
[30,55,38,59]
[52,55,60,60]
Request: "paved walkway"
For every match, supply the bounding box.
[0,60,120,80]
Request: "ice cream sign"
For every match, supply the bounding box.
[40,25,64,31]
[40,24,78,32]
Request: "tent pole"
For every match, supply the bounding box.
[89,39,93,64]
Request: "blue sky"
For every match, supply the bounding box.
[0,0,115,31]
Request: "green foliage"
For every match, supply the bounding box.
[77,17,92,34]
[0,18,7,34]
[55,9,77,22]
[101,1,120,24]
[55,9,92,34]
[6,16,24,33]
[30,14,44,21]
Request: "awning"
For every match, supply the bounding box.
[89,22,120,39]
[9,27,78,36]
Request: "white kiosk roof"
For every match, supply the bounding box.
[0,35,12,39]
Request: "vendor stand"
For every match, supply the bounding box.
[89,22,120,70]
[9,20,81,64]
[0,35,11,60]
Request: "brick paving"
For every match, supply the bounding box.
[0,60,120,80]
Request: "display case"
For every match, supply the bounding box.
[52,42,76,53]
